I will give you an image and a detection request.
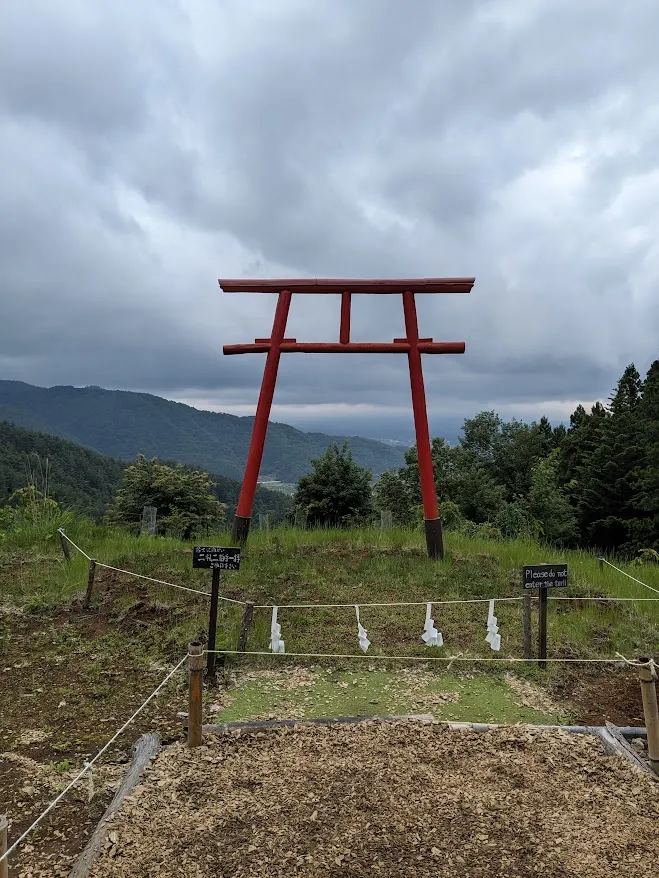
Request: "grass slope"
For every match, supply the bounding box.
[4,523,657,665]
[0,380,406,481]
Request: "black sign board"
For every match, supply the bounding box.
[522,563,568,589]
[193,546,241,570]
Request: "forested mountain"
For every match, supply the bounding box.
[0,421,124,519]
[374,361,659,556]
[0,382,405,481]
[0,422,292,523]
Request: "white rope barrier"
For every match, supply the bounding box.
[202,648,645,666]
[599,558,659,595]
[59,531,659,610]
[253,596,528,610]
[549,596,659,601]
[95,561,213,599]
[58,530,218,600]
[0,654,187,866]
[57,529,91,561]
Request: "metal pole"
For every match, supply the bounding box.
[187,642,204,748]
[401,290,443,560]
[232,291,292,545]
[538,586,548,670]
[637,657,659,775]
[206,568,220,681]
[0,813,8,878]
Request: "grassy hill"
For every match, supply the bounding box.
[0,381,407,481]
[0,421,291,522]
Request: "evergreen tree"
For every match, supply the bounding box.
[293,443,373,526]
[527,450,578,546]
[552,423,567,449]
[578,365,643,552]
[628,360,659,552]
[558,401,609,543]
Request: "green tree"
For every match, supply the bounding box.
[527,450,578,546]
[628,360,659,551]
[494,497,532,539]
[107,455,226,538]
[293,443,373,526]
[557,401,610,543]
[373,469,415,524]
[578,364,643,551]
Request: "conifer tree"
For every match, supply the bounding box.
[578,364,643,551]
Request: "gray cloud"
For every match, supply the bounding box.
[0,0,657,442]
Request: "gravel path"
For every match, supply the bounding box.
[89,723,659,878]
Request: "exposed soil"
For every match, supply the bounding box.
[0,603,190,877]
[87,723,659,878]
[550,666,646,726]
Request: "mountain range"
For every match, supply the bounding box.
[0,381,407,482]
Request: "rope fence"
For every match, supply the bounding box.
[202,648,657,668]
[59,530,659,611]
[93,562,214,599]
[0,654,187,867]
[599,557,659,595]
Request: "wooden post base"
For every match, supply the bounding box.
[424,518,444,561]
[232,515,251,545]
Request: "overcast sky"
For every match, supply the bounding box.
[1,0,657,442]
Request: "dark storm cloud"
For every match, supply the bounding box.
[0,0,657,435]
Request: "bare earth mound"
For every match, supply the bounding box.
[89,724,658,878]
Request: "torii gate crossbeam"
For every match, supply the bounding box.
[220,278,473,560]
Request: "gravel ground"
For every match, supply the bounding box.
[88,723,659,878]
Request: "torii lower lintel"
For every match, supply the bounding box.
[220,278,473,560]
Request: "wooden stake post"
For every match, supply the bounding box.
[0,813,8,878]
[58,529,71,562]
[187,642,204,748]
[207,567,221,681]
[522,593,533,660]
[521,563,568,670]
[83,559,97,609]
[637,657,659,776]
[538,588,548,671]
[237,602,255,652]
[192,546,241,680]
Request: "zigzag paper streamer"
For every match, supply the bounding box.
[355,605,371,652]
[421,602,443,647]
[485,599,501,651]
[270,605,285,654]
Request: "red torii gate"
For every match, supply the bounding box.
[220,278,473,559]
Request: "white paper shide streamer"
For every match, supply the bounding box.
[485,599,501,651]
[355,605,371,652]
[421,602,443,647]
[270,606,285,654]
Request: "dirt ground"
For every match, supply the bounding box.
[0,593,653,875]
[83,723,659,878]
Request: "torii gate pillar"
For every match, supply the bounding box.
[221,278,473,560]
